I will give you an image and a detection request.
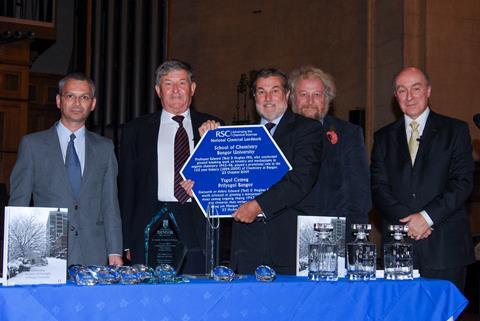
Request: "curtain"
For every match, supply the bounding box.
[86,0,166,146]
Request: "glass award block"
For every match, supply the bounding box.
[212,265,235,282]
[255,265,276,282]
[346,224,376,280]
[74,267,98,286]
[384,225,413,280]
[144,206,187,271]
[87,265,120,284]
[308,223,338,281]
[117,266,141,285]
[68,264,85,281]
[154,264,177,283]
[132,264,156,283]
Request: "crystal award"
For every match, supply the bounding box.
[255,265,276,282]
[144,206,187,270]
[384,225,413,280]
[346,224,376,280]
[308,223,338,281]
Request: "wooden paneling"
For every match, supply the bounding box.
[0,42,29,189]
[28,73,61,133]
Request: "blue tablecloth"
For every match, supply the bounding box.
[0,276,467,321]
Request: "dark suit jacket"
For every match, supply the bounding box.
[118,109,223,266]
[9,125,123,266]
[231,110,323,274]
[293,115,371,243]
[371,111,475,269]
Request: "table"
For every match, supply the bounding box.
[0,276,467,321]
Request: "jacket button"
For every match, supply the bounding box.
[412,193,416,198]
[74,205,79,210]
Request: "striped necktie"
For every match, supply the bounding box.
[172,115,191,203]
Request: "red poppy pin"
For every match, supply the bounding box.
[326,130,338,144]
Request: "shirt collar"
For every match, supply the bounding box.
[162,109,191,123]
[404,107,430,130]
[260,113,284,126]
[56,120,86,139]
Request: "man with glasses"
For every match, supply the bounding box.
[371,67,474,291]
[230,68,323,274]
[9,72,123,266]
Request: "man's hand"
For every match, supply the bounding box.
[233,200,263,223]
[199,120,221,137]
[108,255,124,266]
[180,179,195,197]
[399,213,432,241]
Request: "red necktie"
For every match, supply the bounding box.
[172,115,190,203]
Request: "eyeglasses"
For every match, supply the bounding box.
[61,93,93,104]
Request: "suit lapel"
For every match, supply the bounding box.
[322,116,334,161]
[272,110,294,148]
[190,109,202,145]
[79,131,95,198]
[150,111,162,192]
[413,111,440,167]
[392,119,411,166]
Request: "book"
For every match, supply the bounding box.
[1,206,68,286]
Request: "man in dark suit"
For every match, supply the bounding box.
[289,66,371,242]
[9,73,123,266]
[371,67,474,291]
[119,60,222,274]
[229,68,323,274]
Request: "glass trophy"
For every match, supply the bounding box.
[68,264,84,281]
[117,266,141,285]
[144,205,187,271]
[74,267,98,286]
[87,265,120,284]
[384,225,413,280]
[346,224,376,280]
[132,264,156,283]
[205,203,220,278]
[155,264,177,283]
[255,265,276,282]
[308,223,338,281]
[212,266,235,282]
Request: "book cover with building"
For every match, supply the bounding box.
[1,206,68,285]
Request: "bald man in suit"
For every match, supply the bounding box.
[371,67,474,291]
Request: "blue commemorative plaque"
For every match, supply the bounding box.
[181,125,292,218]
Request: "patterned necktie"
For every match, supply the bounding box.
[172,115,191,203]
[65,133,81,198]
[408,121,420,164]
[265,122,276,133]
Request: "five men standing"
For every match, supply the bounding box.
[7,63,476,292]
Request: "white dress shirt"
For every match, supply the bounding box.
[157,109,194,202]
